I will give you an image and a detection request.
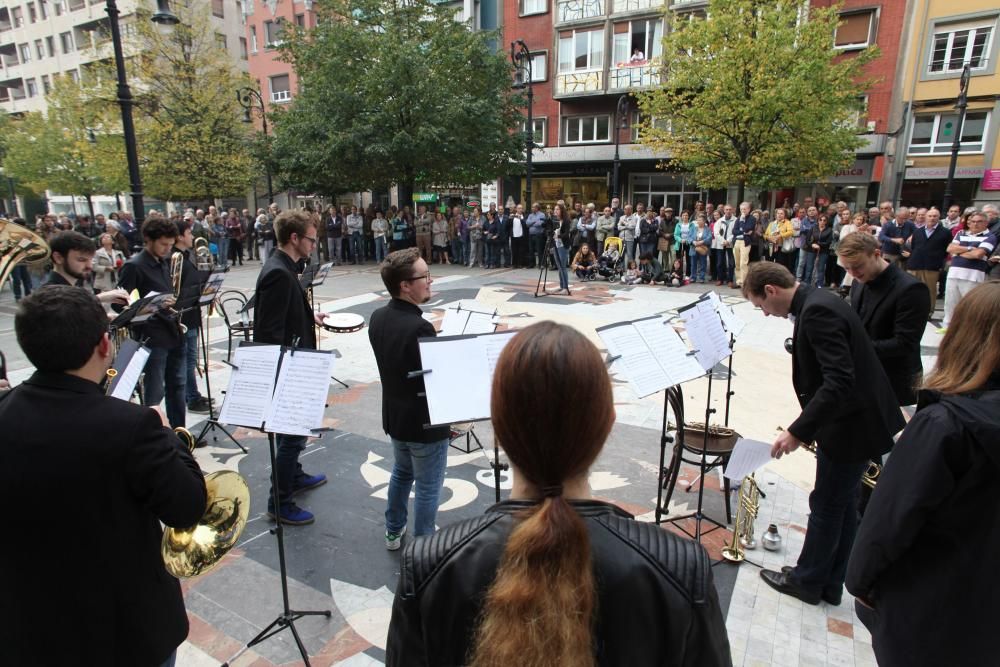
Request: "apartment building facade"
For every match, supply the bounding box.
[886,0,1000,208]
[0,0,249,214]
[500,0,910,212]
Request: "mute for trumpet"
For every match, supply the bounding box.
[763,524,782,551]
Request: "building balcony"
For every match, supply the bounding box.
[555,70,605,96]
[612,0,666,15]
[609,61,660,90]
[555,0,606,24]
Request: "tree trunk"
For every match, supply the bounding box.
[736,180,746,206]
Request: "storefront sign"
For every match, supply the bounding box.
[904,166,986,180]
[982,169,1000,191]
[413,193,437,203]
[823,159,873,184]
[466,200,480,208]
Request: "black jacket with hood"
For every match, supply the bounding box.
[845,374,1000,667]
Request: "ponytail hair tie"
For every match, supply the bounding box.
[540,484,563,498]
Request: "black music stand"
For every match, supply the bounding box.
[194,311,245,452]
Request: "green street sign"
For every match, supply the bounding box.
[413,193,437,203]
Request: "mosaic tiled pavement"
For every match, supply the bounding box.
[0,263,947,666]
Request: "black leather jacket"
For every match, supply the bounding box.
[387,500,732,666]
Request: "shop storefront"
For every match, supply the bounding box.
[899,166,984,209]
[790,158,878,212]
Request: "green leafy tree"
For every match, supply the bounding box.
[129,1,257,201]
[2,75,128,215]
[639,0,878,202]
[270,0,524,201]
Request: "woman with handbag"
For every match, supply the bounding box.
[674,211,693,278]
[688,215,712,283]
[771,208,796,271]
[92,233,125,294]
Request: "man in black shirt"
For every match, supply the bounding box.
[118,216,187,428]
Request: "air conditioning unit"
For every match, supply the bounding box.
[866,121,877,132]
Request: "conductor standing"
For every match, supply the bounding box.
[253,210,329,525]
[741,263,904,606]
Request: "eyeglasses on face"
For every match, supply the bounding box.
[404,273,431,283]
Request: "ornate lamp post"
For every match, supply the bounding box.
[510,40,534,209]
[237,87,274,205]
[942,64,971,214]
[612,94,631,204]
[106,0,178,226]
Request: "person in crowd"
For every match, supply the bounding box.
[847,282,1000,667]
[371,210,390,264]
[575,206,597,259]
[638,252,664,284]
[794,206,818,281]
[210,212,227,270]
[571,243,597,280]
[905,207,952,319]
[0,286,207,667]
[637,209,658,259]
[243,209,258,261]
[755,209,771,262]
[595,206,616,252]
[712,204,736,288]
[92,232,125,294]
[482,210,499,269]
[173,219,214,415]
[347,205,366,264]
[256,208,276,259]
[622,259,641,285]
[369,249,450,551]
[105,220,132,258]
[942,210,995,332]
[617,204,637,261]
[225,207,245,267]
[743,263,903,607]
[509,204,528,268]
[450,206,466,266]
[552,203,572,294]
[690,214,711,284]
[656,207,675,269]
[430,211,450,265]
[493,207,511,268]
[253,210,329,525]
[674,210,693,277]
[768,207,795,271]
[665,258,685,287]
[385,322,731,666]
[326,205,345,264]
[804,214,833,289]
[878,207,914,268]
[827,208,845,288]
[467,205,484,268]
[732,202,757,288]
[596,242,621,280]
[118,216,188,429]
[526,203,547,269]
[413,205,434,264]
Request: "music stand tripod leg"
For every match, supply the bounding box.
[194,318,247,453]
[224,432,332,666]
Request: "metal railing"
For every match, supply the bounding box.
[556,0,605,23]
[555,70,605,95]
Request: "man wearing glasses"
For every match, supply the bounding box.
[368,248,450,551]
[253,210,329,525]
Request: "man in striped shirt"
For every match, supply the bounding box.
[941,211,996,331]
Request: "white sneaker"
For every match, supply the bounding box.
[385,525,407,551]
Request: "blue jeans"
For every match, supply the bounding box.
[639,241,656,259]
[269,433,308,510]
[553,245,570,291]
[184,327,204,404]
[350,232,363,262]
[10,264,32,300]
[144,344,187,428]
[529,234,545,267]
[385,437,449,537]
[625,238,636,261]
[713,247,734,282]
[375,236,387,263]
[801,250,817,286]
[691,252,707,282]
[814,251,829,287]
[795,247,809,280]
[791,447,867,597]
[451,237,463,263]
[217,238,229,269]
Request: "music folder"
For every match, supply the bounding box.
[217,341,335,436]
[199,268,226,306]
[416,329,519,426]
[107,337,151,401]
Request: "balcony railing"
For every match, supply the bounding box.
[556,0,605,23]
[555,70,605,95]
[612,0,666,13]
[609,61,661,89]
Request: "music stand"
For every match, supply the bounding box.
[194,313,245,452]
[220,343,334,666]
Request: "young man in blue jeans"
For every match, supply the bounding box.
[368,248,450,549]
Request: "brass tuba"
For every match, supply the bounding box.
[162,428,251,579]
[721,474,761,563]
[0,218,50,290]
[194,237,214,272]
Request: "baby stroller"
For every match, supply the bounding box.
[598,237,625,282]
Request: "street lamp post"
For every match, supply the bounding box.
[942,64,971,214]
[106,0,177,226]
[237,87,274,205]
[510,40,533,209]
[612,95,630,204]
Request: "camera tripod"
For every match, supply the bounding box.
[534,226,570,298]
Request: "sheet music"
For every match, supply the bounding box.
[199,271,226,305]
[465,311,500,335]
[440,308,471,336]
[724,438,774,479]
[680,298,732,371]
[264,349,336,437]
[218,345,283,428]
[420,336,492,424]
[597,323,668,398]
[131,292,173,323]
[311,262,333,286]
[109,342,150,401]
[703,291,746,338]
[632,316,704,386]
[483,330,518,374]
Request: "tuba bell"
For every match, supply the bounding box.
[194,237,214,272]
[161,430,251,579]
[0,218,50,290]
